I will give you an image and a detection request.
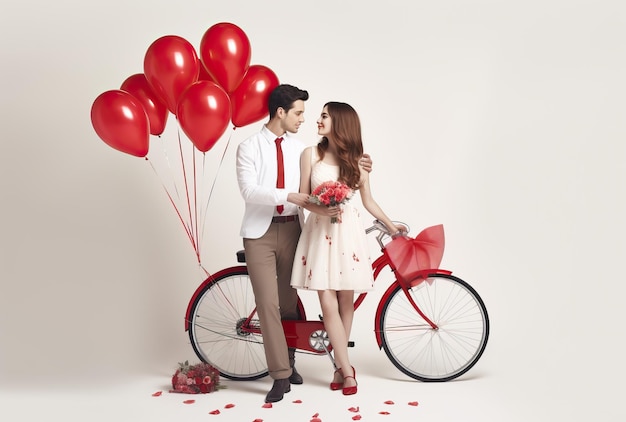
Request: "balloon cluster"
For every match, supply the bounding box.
[90,22,279,157]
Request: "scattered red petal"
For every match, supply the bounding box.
[408,401,419,406]
[310,419,322,422]
[183,399,195,404]
[224,403,235,408]
[209,409,220,415]
[384,400,395,405]
[379,411,391,415]
[292,399,302,403]
[262,403,273,408]
[151,391,162,397]
[253,420,263,422]
[311,413,319,418]
[348,407,360,413]
[352,416,362,421]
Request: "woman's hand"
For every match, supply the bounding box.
[324,205,340,218]
[395,224,408,233]
[310,204,340,218]
[391,224,408,238]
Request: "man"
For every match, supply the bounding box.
[236,84,311,403]
[236,84,371,402]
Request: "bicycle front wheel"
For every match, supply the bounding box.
[188,268,269,380]
[379,274,489,382]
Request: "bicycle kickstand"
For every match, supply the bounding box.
[317,315,355,372]
[320,340,338,371]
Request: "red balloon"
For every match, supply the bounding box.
[176,81,231,152]
[91,90,149,157]
[198,63,216,82]
[200,22,251,93]
[230,65,279,128]
[144,35,200,114]
[121,73,169,136]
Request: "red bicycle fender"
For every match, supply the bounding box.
[374,282,400,348]
[184,265,308,331]
[373,269,454,348]
[184,266,247,331]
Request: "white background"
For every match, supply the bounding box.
[1,1,625,421]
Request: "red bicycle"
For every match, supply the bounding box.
[184,220,489,382]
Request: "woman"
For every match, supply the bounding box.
[291,101,404,395]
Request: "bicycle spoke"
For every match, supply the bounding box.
[379,275,489,381]
[189,271,269,380]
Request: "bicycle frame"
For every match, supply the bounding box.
[183,243,453,354]
[185,220,489,382]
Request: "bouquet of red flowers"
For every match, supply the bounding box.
[170,360,223,394]
[309,180,353,223]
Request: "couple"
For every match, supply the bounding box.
[236,84,403,403]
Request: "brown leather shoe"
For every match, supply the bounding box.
[265,378,291,403]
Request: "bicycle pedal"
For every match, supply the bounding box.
[317,314,353,347]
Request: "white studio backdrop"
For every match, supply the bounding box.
[1,0,625,419]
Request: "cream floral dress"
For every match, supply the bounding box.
[291,147,374,292]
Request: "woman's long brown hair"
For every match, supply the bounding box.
[316,102,363,189]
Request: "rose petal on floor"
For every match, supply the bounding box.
[224,403,235,408]
[310,418,322,422]
[408,401,419,406]
[311,413,319,418]
[183,399,195,404]
[348,407,360,413]
[151,391,162,397]
[378,411,391,415]
[209,409,220,415]
[292,399,302,403]
[253,419,263,422]
[384,400,395,405]
[352,415,362,420]
[262,403,272,408]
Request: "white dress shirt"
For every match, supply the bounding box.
[236,125,307,239]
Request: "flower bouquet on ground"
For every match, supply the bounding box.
[170,360,224,394]
[309,180,353,223]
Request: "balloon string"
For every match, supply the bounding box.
[199,152,208,257]
[158,135,184,205]
[199,131,233,251]
[176,127,200,262]
[154,136,194,245]
[192,147,200,260]
[198,264,210,278]
[145,157,196,251]
[157,134,196,251]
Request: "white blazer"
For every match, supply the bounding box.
[236,126,307,239]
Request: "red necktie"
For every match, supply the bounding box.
[275,137,284,214]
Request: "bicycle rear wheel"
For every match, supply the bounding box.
[188,268,268,380]
[379,274,489,382]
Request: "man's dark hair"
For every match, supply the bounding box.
[268,84,309,119]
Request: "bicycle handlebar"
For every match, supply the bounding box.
[365,219,410,249]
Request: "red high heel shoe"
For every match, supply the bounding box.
[330,368,343,391]
[342,367,357,396]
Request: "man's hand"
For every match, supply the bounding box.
[360,153,373,173]
[287,192,311,207]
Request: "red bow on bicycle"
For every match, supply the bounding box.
[385,224,445,284]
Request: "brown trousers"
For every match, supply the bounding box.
[244,219,301,380]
